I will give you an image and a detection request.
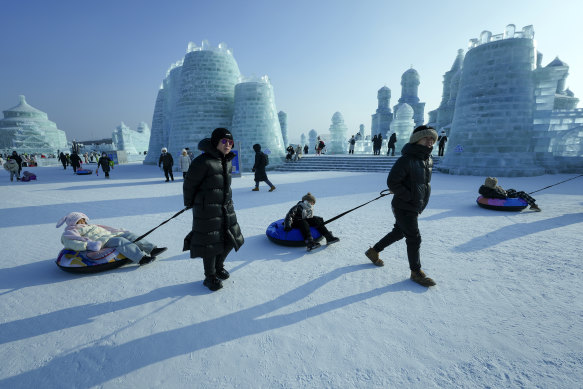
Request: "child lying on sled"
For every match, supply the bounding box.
[56,212,167,265]
[479,177,541,211]
[283,193,340,250]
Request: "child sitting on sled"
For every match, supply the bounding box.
[283,193,340,250]
[56,212,167,265]
[479,177,541,211]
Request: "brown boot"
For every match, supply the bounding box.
[365,247,384,267]
[269,186,276,192]
[410,269,436,287]
[251,187,259,191]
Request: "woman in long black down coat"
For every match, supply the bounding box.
[183,128,244,291]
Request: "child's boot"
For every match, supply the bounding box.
[325,232,340,245]
[306,239,321,251]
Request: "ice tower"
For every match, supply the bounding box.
[390,103,415,152]
[0,95,68,154]
[439,25,545,176]
[278,111,288,147]
[394,68,425,127]
[145,41,286,170]
[308,129,317,152]
[327,112,348,154]
[112,121,150,157]
[371,86,392,138]
[231,76,285,169]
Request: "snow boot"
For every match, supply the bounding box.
[139,255,156,266]
[216,268,230,280]
[325,234,340,245]
[150,247,168,257]
[530,204,541,212]
[365,247,384,266]
[203,275,223,291]
[410,269,436,287]
[306,240,321,251]
[252,187,259,191]
[269,186,276,192]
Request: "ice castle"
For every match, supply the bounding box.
[0,95,68,154]
[112,121,151,157]
[144,41,285,170]
[370,69,425,141]
[434,25,583,176]
[327,112,349,154]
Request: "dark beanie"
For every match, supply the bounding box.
[211,128,233,147]
[409,125,438,144]
[253,143,261,152]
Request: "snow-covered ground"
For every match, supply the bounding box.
[1,163,582,388]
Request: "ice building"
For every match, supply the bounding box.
[390,103,415,153]
[371,86,393,138]
[300,133,307,148]
[0,95,68,154]
[231,76,285,170]
[327,112,349,154]
[278,111,288,147]
[434,49,464,134]
[112,121,150,157]
[394,68,425,127]
[437,24,583,176]
[145,41,285,170]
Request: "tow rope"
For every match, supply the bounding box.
[528,174,583,195]
[323,189,392,225]
[133,207,190,243]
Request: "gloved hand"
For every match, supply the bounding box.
[87,241,102,251]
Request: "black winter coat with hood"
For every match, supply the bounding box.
[388,142,433,214]
[252,144,268,181]
[183,138,244,259]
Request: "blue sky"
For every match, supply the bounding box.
[1,0,581,143]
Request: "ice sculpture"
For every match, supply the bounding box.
[327,112,348,154]
[394,68,425,127]
[145,41,286,170]
[371,86,392,138]
[300,133,307,148]
[0,95,68,153]
[112,121,150,156]
[437,24,583,176]
[231,76,285,170]
[390,104,415,153]
[308,129,318,152]
[278,111,288,147]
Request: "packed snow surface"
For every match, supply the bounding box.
[1,163,582,388]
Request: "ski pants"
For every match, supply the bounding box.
[373,207,422,272]
[104,232,155,262]
[254,178,274,188]
[292,216,331,242]
[163,166,174,181]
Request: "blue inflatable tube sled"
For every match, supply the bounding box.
[76,169,93,175]
[56,248,131,273]
[476,196,528,212]
[266,218,324,247]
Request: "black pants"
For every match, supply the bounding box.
[182,172,187,178]
[203,249,231,277]
[438,145,445,156]
[373,207,421,272]
[506,189,537,207]
[387,145,395,156]
[292,216,330,241]
[61,162,67,169]
[163,167,174,181]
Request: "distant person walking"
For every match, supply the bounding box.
[437,130,448,157]
[183,127,244,291]
[96,152,111,179]
[252,143,276,192]
[180,149,191,179]
[158,147,174,182]
[11,151,22,175]
[70,151,82,174]
[59,152,68,170]
[3,156,20,181]
[365,125,438,287]
[387,132,397,156]
[315,137,325,156]
[372,135,378,155]
[348,135,356,154]
[304,144,309,155]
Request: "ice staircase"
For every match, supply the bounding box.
[272,155,442,173]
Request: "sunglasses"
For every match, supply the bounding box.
[220,138,234,146]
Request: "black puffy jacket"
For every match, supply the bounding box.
[388,143,433,214]
[183,138,244,259]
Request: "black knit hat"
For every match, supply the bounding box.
[409,125,438,144]
[253,143,261,152]
[211,128,233,147]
